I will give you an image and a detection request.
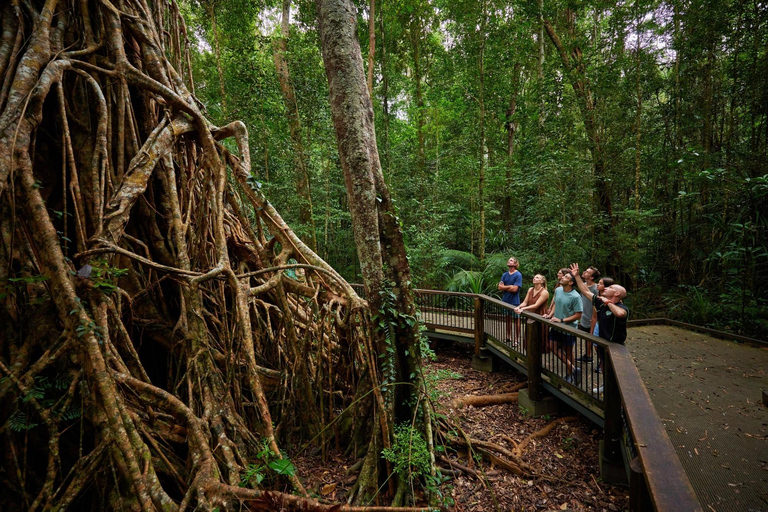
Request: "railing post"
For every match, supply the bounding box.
[526,319,543,401]
[473,296,484,357]
[629,457,653,512]
[600,352,628,484]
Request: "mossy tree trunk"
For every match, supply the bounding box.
[317,0,431,504]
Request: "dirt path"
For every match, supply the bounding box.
[626,325,768,512]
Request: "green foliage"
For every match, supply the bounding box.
[180,0,768,339]
[381,423,432,482]
[240,440,295,488]
[89,259,129,293]
[3,373,81,433]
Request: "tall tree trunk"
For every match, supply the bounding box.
[537,0,546,139]
[273,0,317,249]
[206,0,227,116]
[504,63,521,225]
[367,0,375,97]
[544,17,614,258]
[633,7,642,288]
[477,0,487,261]
[317,0,427,502]
[410,13,426,176]
[380,0,391,173]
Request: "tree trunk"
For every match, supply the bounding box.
[368,0,376,97]
[206,0,228,116]
[543,17,614,253]
[410,13,426,177]
[504,64,521,225]
[273,0,318,249]
[317,0,428,502]
[478,0,487,261]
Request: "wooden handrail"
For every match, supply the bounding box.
[417,288,700,512]
[351,284,705,510]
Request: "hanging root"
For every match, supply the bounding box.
[0,1,378,509]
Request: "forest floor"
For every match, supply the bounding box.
[293,341,630,511]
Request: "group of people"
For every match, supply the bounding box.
[498,257,629,386]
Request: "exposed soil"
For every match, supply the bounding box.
[293,341,630,511]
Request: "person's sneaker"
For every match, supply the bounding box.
[594,366,602,373]
[592,386,604,394]
[565,374,574,384]
[576,355,593,362]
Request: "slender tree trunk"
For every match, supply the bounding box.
[367,0,375,97]
[537,0,546,138]
[273,0,317,249]
[410,14,426,176]
[504,64,521,225]
[317,0,421,389]
[206,1,227,116]
[477,0,487,261]
[633,7,642,288]
[317,0,427,501]
[380,0,391,173]
[544,17,614,251]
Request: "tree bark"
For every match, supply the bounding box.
[273,0,318,249]
[543,17,614,249]
[317,0,427,501]
[367,0,376,97]
[0,1,376,508]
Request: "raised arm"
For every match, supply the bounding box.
[569,263,594,300]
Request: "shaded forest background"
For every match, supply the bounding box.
[187,0,768,338]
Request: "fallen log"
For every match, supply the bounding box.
[450,392,518,409]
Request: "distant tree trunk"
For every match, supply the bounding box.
[367,0,376,97]
[544,18,614,255]
[504,63,521,225]
[273,0,317,249]
[316,0,428,502]
[633,11,642,288]
[380,0,391,172]
[206,0,228,116]
[537,0,546,139]
[478,0,487,261]
[410,13,426,176]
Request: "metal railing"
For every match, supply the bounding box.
[350,284,701,512]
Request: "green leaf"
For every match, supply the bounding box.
[268,459,295,477]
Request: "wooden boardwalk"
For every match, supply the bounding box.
[426,319,768,511]
[625,325,768,512]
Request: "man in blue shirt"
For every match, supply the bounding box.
[499,257,522,343]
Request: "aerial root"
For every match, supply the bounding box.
[203,482,435,512]
[513,415,578,459]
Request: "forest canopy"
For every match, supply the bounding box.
[187,0,768,339]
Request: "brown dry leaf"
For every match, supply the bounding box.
[320,483,337,495]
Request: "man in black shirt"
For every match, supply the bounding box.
[569,264,629,387]
[569,263,629,343]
